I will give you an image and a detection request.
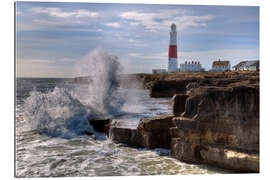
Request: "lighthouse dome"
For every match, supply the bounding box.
[171,23,176,31]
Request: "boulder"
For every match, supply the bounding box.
[108,115,175,149]
[138,115,175,149]
[88,118,111,133]
[109,127,143,147]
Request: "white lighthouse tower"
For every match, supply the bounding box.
[168,24,178,73]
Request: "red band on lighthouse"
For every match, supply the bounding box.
[168,45,177,58]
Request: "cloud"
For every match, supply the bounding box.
[119,10,215,32]
[17,23,40,31]
[128,53,141,57]
[104,22,121,28]
[16,58,76,78]
[31,7,100,18]
[17,7,101,32]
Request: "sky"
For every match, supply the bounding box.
[16,2,259,77]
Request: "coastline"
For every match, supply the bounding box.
[101,71,259,173]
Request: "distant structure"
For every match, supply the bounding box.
[232,60,259,71]
[168,24,178,73]
[212,59,231,72]
[152,69,167,74]
[179,61,202,72]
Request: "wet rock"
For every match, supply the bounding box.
[200,145,259,173]
[109,127,143,147]
[171,94,189,116]
[88,118,111,133]
[171,138,201,164]
[137,115,175,149]
[109,115,175,149]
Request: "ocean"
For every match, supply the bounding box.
[15,77,229,177]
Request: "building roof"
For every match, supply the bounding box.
[212,60,230,67]
[245,60,259,67]
[233,61,247,69]
[233,60,259,68]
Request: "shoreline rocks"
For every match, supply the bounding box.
[169,80,259,172]
[109,115,175,149]
[104,71,260,173]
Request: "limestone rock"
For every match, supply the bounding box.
[109,127,143,147]
[137,115,175,149]
[171,94,189,116]
[150,79,199,97]
[200,145,259,172]
[170,83,259,172]
[108,115,175,149]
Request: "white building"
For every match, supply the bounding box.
[232,60,259,71]
[179,61,202,72]
[212,60,231,72]
[152,69,167,74]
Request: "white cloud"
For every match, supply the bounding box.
[17,23,40,31]
[31,7,100,18]
[76,10,99,18]
[16,58,76,78]
[128,38,136,43]
[104,22,121,28]
[119,10,215,32]
[128,53,141,57]
[17,8,101,32]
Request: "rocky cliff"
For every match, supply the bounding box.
[170,82,259,172]
[106,71,259,173]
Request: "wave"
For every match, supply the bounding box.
[23,49,125,138]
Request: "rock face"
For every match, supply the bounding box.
[150,79,199,97]
[148,72,259,98]
[200,145,259,173]
[107,72,259,173]
[170,83,259,172]
[138,115,175,149]
[109,127,143,147]
[171,94,189,116]
[109,115,175,149]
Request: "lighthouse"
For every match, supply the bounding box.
[168,23,178,73]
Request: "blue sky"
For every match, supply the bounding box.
[16,2,259,77]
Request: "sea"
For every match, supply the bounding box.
[15,77,229,177]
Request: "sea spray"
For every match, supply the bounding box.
[23,87,91,138]
[74,49,124,117]
[23,49,126,137]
